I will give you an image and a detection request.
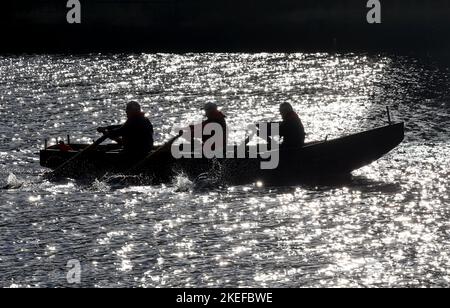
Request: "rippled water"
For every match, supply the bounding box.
[0,53,449,287]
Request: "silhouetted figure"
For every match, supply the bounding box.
[278,103,305,149]
[190,102,227,150]
[97,101,154,160]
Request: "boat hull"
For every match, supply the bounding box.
[40,123,405,185]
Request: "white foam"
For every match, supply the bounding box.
[91,179,111,192]
[173,174,193,192]
[4,173,24,189]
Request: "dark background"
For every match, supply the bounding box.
[2,0,450,53]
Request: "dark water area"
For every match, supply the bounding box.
[0,52,449,287]
[3,1,450,53]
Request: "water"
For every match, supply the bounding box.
[0,53,449,287]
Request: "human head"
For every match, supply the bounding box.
[279,102,294,120]
[204,102,218,118]
[126,101,142,118]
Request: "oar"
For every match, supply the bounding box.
[126,133,183,175]
[50,134,110,178]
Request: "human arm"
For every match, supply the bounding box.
[97,124,123,134]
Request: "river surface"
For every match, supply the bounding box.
[0,53,449,287]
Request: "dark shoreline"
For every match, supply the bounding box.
[3,1,450,54]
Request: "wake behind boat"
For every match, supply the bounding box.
[40,122,405,186]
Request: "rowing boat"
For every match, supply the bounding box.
[40,123,405,185]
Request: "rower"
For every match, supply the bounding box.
[277,102,306,150]
[97,101,154,161]
[189,102,227,152]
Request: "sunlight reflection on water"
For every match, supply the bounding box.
[0,53,449,287]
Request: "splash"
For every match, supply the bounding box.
[91,179,111,192]
[2,173,24,190]
[104,174,151,188]
[173,174,193,193]
[192,172,224,192]
[190,159,226,192]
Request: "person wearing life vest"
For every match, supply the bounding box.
[97,101,154,160]
[189,102,227,152]
[278,102,306,149]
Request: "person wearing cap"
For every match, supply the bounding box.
[97,101,154,160]
[277,102,306,149]
[189,102,227,150]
